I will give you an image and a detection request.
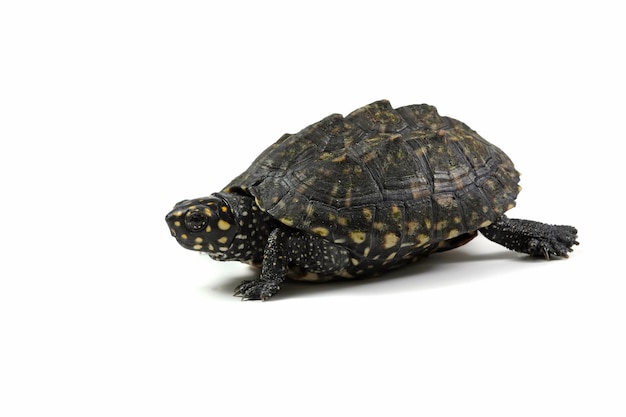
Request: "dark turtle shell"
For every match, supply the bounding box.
[224,100,520,265]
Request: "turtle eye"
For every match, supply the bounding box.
[185,211,208,232]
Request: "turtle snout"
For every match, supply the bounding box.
[165,211,181,238]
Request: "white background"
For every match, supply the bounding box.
[1,1,624,416]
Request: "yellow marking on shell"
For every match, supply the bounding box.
[312,227,330,237]
[406,221,419,235]
[482,205,490,213]
[337,217,348,226]
[203,208,212,217]
[217,236,228,244]
[424,219,431,229]
[479,220,492,228]
[180,234,188,240]
[391,205,401,220]
[293,272,327,282]
[362,208,373,221]
[217,219,232,231]
[194,237,203,243]
[383,233,399,249]
[506,202,515,210]
[280,217,294,227]
[174,221,181,227]
[363,247,370,257]
[417,234,429,244]
[332,154,347,163]
[338,270,354,279]
[320,152,333,160]
[373,222,385,231]
[328,213,336,221]
[436,220,448,231]
[362,151,377,163]
[350,231,367,244]
[193,244,203,250]
[447,229,460,239]
[306,205,315,217]
[453,216,462,224]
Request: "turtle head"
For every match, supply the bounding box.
[165,194,240,260]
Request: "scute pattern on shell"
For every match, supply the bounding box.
[224,100,520,263]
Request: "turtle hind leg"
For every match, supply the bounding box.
[479,216,579,259]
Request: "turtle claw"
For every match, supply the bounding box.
[233,280,280,301]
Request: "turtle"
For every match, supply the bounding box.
[165,100,578,300]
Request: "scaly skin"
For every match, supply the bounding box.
[480,216,578,259]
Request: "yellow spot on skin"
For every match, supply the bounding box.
[363,247,370,257]
[383,233,399,249]
[424,219,431,229]
[374,222,385,231]
[208,243,215,251]
[453,217,461,224]
[217,236,228,244]
[204,208,212,217]
[479,220,492,228]
[174,221,181,227]
[181,234,188,240]
[193,244,203,250]
[221,206,228,213]
[337,217,348,226]
[362,208,373,221]
[218,220,231,231]
[312,227,329,237]
[386,252,397,261]
[195,237,203,243]
[351,258,359,266]
[172,210,183,217]
[506,203,515,210]
[281,217,294,227]
[350,231,366,244]
[417,234,429,244]
[205,225,212,233]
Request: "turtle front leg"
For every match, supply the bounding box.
[234,228,289,301]
[479,216,578,259]
[234,227,351,301]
